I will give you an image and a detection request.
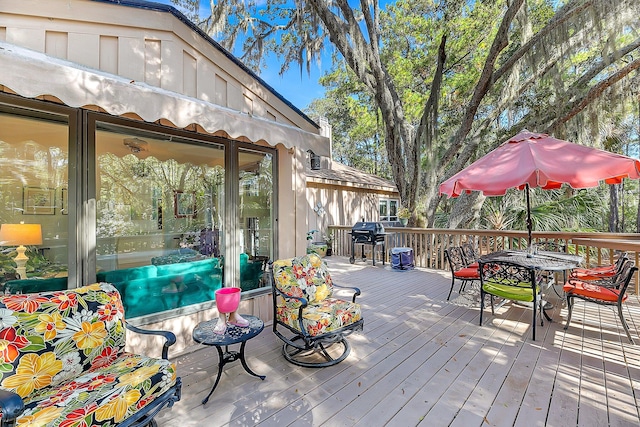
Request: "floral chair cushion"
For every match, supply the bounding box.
[0,283,177,426]
[272,254,333,304]
[272,254,362,337]
[275,297,361,337]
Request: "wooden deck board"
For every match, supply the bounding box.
[155,256,640,427]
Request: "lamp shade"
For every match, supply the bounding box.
[0,223,43,246]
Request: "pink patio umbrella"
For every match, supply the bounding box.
[439,130,640,245]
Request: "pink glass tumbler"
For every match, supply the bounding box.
[215,287,241,314]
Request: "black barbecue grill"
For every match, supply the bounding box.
[349,221,388,265]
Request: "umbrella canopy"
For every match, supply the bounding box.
[439,130,640,243]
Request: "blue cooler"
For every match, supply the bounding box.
[391,247,414,270]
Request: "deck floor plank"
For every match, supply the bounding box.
[326,307,481,426]
[153,256,640,427]
[273,297,474,425]
[229,270,443,426]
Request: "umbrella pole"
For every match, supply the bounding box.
[525,183,532,247]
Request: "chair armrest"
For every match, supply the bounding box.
[572,276,617,289]
[125,322,177,360]
[333,283,361,303]
[273,286,309,334]
[570,269,615,278]
[0,388,25,425]
[273,286,308,307]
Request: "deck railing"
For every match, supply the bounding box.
[328,226,640,292]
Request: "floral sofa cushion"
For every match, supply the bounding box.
[272,254,361,337]
[0,282,178,426]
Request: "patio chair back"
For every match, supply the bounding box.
[570,252,628,282]
[478,260,542,340]
[564,259,637,344]
[444,247,480,300]
[446,246,468,271]
[461,241,479,265]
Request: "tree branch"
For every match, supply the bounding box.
[492,0,594,83]
[546,57,640,133]
[307,0,377,91]
[439,0,525,169]
[418,35,446,157]
[521,36,640,130]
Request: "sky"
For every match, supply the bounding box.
[158,0,327,111]
[259,58,327,112]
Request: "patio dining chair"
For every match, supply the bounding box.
[479,260,543,340]
[531,240,568,298]
[563,259,637,344]
[445,246,481,300]
[269,253,364,367]
[570,252,628,284]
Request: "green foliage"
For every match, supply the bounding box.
[477,187,609,234]
[173,0,640,233]
[306,62,391,178]
[0,246,67,277]
[398,208,411,219]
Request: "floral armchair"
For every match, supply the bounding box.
[0,283,181,427]
[270,254,363,367]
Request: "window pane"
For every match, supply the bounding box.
[95,123,224,318]
[390,200,398,220]
[0,112,69,293]
[379,200,388,220]
[239,149,273,291]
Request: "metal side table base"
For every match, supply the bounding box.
[193,315,266,405]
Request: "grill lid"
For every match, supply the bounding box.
[351,222,385,234]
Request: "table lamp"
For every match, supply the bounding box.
[0,222,43,279]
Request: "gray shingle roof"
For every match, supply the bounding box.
[306,161,398,192]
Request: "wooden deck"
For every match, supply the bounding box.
[155,256,640,427]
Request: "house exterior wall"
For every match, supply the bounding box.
[0,0,325,264]
[0,0,329,355]
[306,181,399,234]
[277,146,311,257]
[0,0,317,133]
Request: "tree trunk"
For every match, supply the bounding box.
[609,184,619,232]
[423,0,525,226]
[446,192,485,229]
[428,4,640,228]
[194,0,640,232]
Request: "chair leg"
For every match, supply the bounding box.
[447,277,456,301]
[479,291,484,326]
[282,337,351,368]
[459,281,467,295]
[617,300,635,345]
[564,294,573,330]
[538,300,543,327]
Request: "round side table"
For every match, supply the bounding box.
[192,315,265,404]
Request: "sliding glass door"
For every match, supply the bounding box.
[94,122,226,317]
[0,104,72,292]
[238,148,274,291]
